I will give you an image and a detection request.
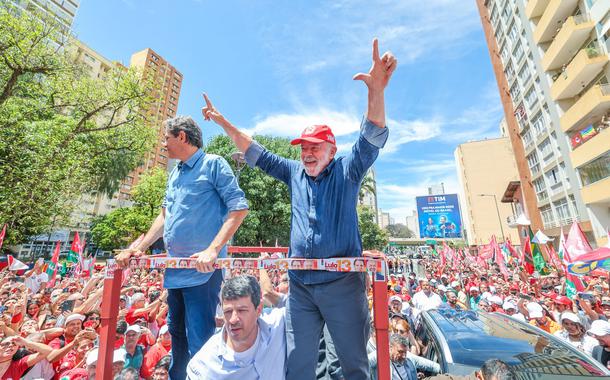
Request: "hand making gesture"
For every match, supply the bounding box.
[353,38,397,93]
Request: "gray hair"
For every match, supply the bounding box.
[480,359,515,380]
[221,275,261,309]
[164,116,203,148]
[389,333,409,348]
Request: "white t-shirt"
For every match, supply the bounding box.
[412,291,442,312]
[25,272,49,294]
[187,307,286,380]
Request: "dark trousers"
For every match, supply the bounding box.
[167,269,222,380]
[286,273,370,380]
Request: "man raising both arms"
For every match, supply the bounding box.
[202,38,396,379]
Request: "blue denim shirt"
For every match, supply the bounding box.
[245,118,388,285]
[163,149,248,289]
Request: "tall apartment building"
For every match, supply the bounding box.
[405,210,420,238]
[455,137,522,245]
[125,49,183,196]
[476,0,610,246]
[11,0,79,31]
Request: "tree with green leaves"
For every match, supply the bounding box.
[358,172,376,204]
[205,134,300,246]
[358,206,389,250]
[90,168,167,251]
[385,223,414,238]
[0,6,156,245]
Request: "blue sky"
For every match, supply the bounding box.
[73,0,504,223]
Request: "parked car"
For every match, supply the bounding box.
[414,308,610,378]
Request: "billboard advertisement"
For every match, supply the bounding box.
[417,194,462,239]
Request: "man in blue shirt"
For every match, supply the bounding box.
[201,39,396,380]
[116,116,249,380]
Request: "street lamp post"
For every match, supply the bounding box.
[478,193,506,243]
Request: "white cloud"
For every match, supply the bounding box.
[383,118,443,154]
[261,0,481,74]
[244,109,361,138]
[245,109,443,153]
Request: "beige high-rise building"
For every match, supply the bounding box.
[455,137,521,245]
[127,48,182,192]
[11,0,80,31]
[476,0,610,247]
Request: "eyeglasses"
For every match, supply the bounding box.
[87,317,101,321]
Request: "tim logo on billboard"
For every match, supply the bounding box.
[417,194,462,239]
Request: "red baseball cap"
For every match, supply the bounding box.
[290,125,336,146]
[554,296,573,306]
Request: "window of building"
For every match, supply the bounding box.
[504,63,515,82]
[508,23,519,44]
[500,43,509,63]
[510,82,521,100]
[545,166,560,185]
[519,63,532,86]
[501,6,511,25]
[533,177,545,193]
[527,152,540,174]
[541,206,554,227]
[539,137,553,158]
[524,87,538,109]
[553,198,570,223]
[531,111,545,135]
[513,41,525,62]
[522,128,533,145]
[579,151,610,186]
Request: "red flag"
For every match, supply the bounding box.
[47,241,61,286]
[545,244,563,270]
[8,255,28,271]
[504,238,519,262]
[491,236,510,280]
[0,224,6,250]
[522,237,535,275]
[564,222,592,262]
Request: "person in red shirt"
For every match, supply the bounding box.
[140,325,171,379]
[0,335,52,379]
[125,292,166,326]
[56,337,94,377]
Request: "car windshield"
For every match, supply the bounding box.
[429,309,609,377]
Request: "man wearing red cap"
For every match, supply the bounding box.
[202,38,396,380]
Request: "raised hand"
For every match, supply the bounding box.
[353,38,397,93]
[202,93,226,125]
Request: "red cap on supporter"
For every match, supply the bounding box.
[554,295,573,306]
[290,125,336,146]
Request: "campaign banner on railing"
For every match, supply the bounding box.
[106,256,385,278]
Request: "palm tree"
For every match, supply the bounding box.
[359,174,376,205]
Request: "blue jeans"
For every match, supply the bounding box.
[167,269,222,380]
[286,273,370,380]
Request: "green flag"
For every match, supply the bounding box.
[529,227,549,275]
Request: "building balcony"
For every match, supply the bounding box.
[541,15,595,71]
[533,0,579,44]
[571,125,610,168]
[581,175,610,204]
[551,47,609,100]
[560,84,610,133]
[526,0,550,19]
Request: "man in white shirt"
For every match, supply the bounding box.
[187,275,286,380]
[24,259,48,294]
[412,279,442,313]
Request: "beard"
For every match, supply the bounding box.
[302,147,332,177]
